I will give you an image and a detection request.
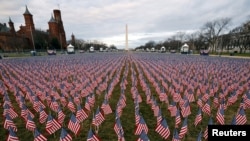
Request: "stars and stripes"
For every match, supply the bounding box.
[194,108,202,127]
[45,114,61,134]
[181,100,191,118]
[175,108,181,128]
[235,106,247,125]
[59,128,72,141]
[155,118,170,140]
[137,130,150,141]
[172,128,180,141]
[135,116,148,135]
[92,107,105,127]
[7,127,19,141]
[114,113,124,140]
[179,117,188,139]
[4,114,17,132]
[87,128,100,141]
[34,128,47,141]
[57,107,66,125]
[216,106,224,125]
[39,107,48,124]
[101,98,113,115]
[67,98,76,113]
[202,99,211,116]
[203,117,213,140]
[68,114,81,135]
[3,104,18,119]
[196,130,202,141]
[26,113,36,131]
[76,104,88,122]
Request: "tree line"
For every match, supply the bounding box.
[135,17,250,54]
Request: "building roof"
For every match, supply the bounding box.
[48,14,56,23]
[23,5,32,15]
[9,17,13,23]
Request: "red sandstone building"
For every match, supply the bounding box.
[0,6,67,52]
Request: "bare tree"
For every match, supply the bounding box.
[201,17,231,52]
[175,31,186,49]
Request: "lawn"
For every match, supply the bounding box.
[0,52,250,141]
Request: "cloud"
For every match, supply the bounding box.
[0,0,249,49]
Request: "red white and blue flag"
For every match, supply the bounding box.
[68,114,80,135]
[155,118,170,140]
[59,128,72,141]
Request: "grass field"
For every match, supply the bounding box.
[0,52,250,141]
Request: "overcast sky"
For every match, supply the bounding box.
[0,0,249,49]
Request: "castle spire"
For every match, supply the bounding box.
[9,17,13,23]
[48,14,56,23]
[23,5,32,15]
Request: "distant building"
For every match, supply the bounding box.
[0,5,67,52]
[48,9,67,50]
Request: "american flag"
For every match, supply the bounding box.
[76,104,88,122]
[135,104,140,125]
[231,115,236,125]
[21,104,34,121]
[175,108,181,128]
[34,128,47,141]
[84,98,91,111]
[101,98,113,115]
[243,92,250,108]
[137,130,150,141]
[197,95,203,108]
[67,98,76,113]
[88,93,95,108]
[57,106,66,125]
[156,108,162,126]
[87,128,100,141]
[59,128,72,141]
[114,114,124,139]
[194,108,202,127]
[203,117,213,140]
[152,99,159,117]
[135,115,148,135]
[68,114,80,135]
[179,117,188,139]
[39,107,48,124]
[181,100,191,118]
[202,99,211,116]
[3,104,18,119]
[172,128,180,141]
[168,101,177,117]
[4,114,17,132]
[196,130,202,141]
[216,106,224,125]
[7,127,19,141]
[92,107,105,127]
[26,113,36,131]
[155,118,170,140]
[235,106,247,125]
[49,97,59,112]
[45,113,61,134]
